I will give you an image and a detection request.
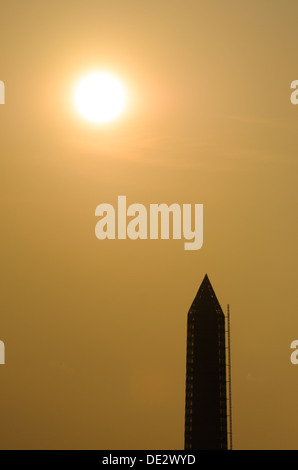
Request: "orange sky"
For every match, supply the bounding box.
[0,0,298,449]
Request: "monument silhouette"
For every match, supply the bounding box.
[184,274,231,450]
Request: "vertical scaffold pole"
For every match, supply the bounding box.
[227,304,233,450]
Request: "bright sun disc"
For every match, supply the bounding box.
[75,72,126,123]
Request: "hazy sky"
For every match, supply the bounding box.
[0,0,298,449]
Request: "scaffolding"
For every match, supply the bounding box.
[226,304,233,450]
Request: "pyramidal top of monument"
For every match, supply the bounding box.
[189,274,225,317]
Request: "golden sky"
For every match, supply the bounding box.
[0,0,298,449]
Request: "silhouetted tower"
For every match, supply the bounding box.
[185,274,229,450]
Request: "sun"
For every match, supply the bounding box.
[75,72,126,123]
